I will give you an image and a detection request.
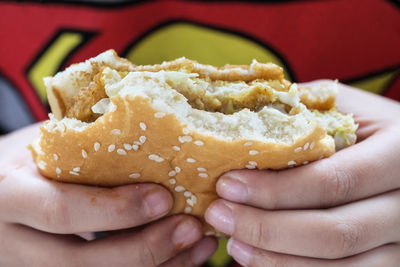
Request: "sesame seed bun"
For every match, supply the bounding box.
[30,50,357,235]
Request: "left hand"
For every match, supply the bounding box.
[205,82,400,266]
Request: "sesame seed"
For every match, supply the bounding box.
[168,170,176,177]
[129,173,141,179]
[108,144,115,152]
[139,122,147,131]
[186,199,194,206]
[73,167,80,172]
[191,195,197,204]
[182,128,190,135]
[94,142,100,152]
[154,112,166,118]
[169,178,176,185]
[69,171,79,176]
[133,141,142,146]
[248,161,257,166]
[53,154,58,161]
[197,167,207,172]
[38,161,47,170]
[304,142,309,150]
[249,150,259,155]
[175,185,185,192]
[288,160,296,166]
[244,142,253,146]
[56,168,61,174]
[132,145,139,151]
[111,129,121,135]
[184,191,192,197]
[246,165,256,169]
[310,141,315,150]
[124,144,132,150]
[139,136,146,144]
[303,161,309,165]
[175,166,181,173]
[179,136,192,143]
[294,147,302,153]
[199,173,208,178]
[184,207,192,214]
[59,123,65,133]
[186,158,196,163]
[82,149,88,159]
[117,149,127,155]
[194,140,204,146]
[173,146,181,151]
[149,154,164,162]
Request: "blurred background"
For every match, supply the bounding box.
[0,0,399,266]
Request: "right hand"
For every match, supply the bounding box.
[0,124,217,267]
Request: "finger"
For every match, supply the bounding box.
[0,223,84,267]
[81,215,203,266]
[0,164,173,234]
[227,238,400,267]
[205,190,400,259]
[160,237,218,267]
[217,128,400,209]
[2,215,203,267]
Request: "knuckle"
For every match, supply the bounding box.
[326,217,365,258]
[321,164,356,206]
[246,219,270,250]
[137,233,158,267]
[42,190,72,233]
[113,195,133,214]
[260,253,289,267]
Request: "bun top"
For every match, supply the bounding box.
[31,50,357,235]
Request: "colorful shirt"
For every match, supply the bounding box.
[1,1,399,266]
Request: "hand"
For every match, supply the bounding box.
[205,81,400,266]
[0,124,217,267]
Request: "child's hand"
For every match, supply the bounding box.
[0,124,217,267]
[206,81,400,266]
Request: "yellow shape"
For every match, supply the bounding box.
[208,238,232,267]
[348,69,399,95]
[28,32,83,102]
[125,22,291,80]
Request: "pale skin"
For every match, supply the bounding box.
[0,124,217,266]
[206,81,400,266]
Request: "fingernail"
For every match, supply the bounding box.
[227,238,253,267]
[217,175,248,202]
[172,219,202,248]
[143,188,171,218]
[205,201,234,235]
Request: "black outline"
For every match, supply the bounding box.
[3,0,334,8]
[3,0,153,8]
[121,19,297,81]
[387,0,400,9]
[381,69,400,98]
[342,64,400,84]
[0,126,6,135]
[26,28,97,77]
[342,64,400,99]
[25,28,97,107]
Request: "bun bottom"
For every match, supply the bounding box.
[31,95,334,235]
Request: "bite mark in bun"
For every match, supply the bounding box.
[30,50,357,235]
